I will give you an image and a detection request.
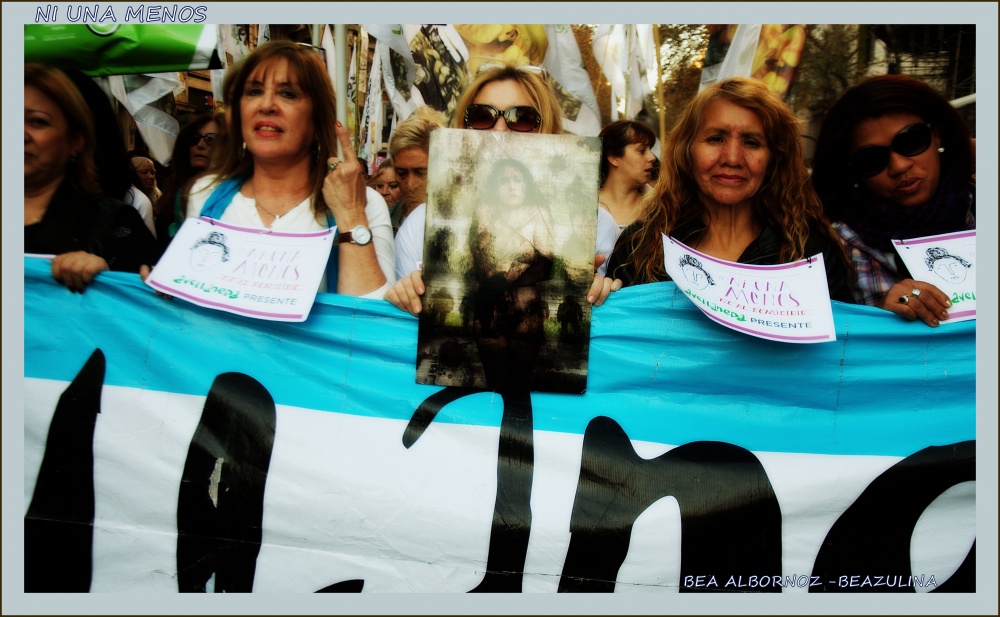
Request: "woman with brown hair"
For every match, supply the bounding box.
[177,40,394,297]
[24,63,159,291]
[154,113,220,252]
[811,74,975,326]
[607,77,853,302]
[598,119,657,236]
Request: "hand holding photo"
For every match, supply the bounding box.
[892,230,976,322]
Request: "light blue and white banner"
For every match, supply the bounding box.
[23,256,975,593]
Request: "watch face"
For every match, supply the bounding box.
[352,225,372,245]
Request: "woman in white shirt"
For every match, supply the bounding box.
[183,40,394,298]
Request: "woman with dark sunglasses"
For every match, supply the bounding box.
[153,113,220,252]
[387,61,621,315]
[811,74,975,327]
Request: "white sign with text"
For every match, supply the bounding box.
[662,234,837,343]
[892,230,976,323]
[146,217,334,322]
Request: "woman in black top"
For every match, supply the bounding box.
[24,64,159,291]
[607,77,852,303]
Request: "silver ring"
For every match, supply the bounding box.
[328,162,340,172]
[899,295,909,305]
[911,288,921,297]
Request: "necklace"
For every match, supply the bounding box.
[249,184,305,225]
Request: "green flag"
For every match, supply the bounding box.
[24,24,220,76]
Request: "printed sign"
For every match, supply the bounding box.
[145,217,333,322]
[663,235,837,343]
[893,230,976,323]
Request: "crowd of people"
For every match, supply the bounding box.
[25,38,975,329]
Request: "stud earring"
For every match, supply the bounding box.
[853,182,859,189]
[937,147,945,153]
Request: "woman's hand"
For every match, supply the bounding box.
[880,279,951,327]
[385,269,426,316]
[50,251,109,293]
[139,264,174,300]
[322,121,368,226]
[588,254,623,307]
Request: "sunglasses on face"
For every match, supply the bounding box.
[848,123,933,178]
[191,132,217,147]
[464,104,541,132]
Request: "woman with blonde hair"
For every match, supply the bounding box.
[131,156,162,204]
[607,77,853,302]
[389,61,621,313]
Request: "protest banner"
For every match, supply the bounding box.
[23,256,975,593]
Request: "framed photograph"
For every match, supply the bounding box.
[417,129,601,393]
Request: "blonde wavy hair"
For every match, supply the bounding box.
[450,62,562,135]
[622,77,839,284]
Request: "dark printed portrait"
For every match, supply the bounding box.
[416,129,601,393]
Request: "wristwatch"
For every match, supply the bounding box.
[336,224,372,246]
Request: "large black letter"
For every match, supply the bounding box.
[559,416,782,592]
[25,349,105,592]
[405,386,535,592]
[810,441,975,592]
[176,372,276,592]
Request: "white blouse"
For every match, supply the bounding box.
[187,174,395,299]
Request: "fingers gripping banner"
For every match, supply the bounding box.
[22,257,975,593]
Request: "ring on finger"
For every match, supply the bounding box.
[898,295,909,305]
[911,288,921,297]
[328,162,340,172]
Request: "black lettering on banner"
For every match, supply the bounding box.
[176,372,276,592]
[405,386,535,593]
[315,579,365,592]
[810,440,975,593]
[558,416,782,592]
[24,349,105,593]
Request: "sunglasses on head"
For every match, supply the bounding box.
[191,132,217,146]
[464,104,541,132]
[848,123,933,178]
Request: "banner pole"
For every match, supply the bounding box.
[652,25,667,149]
[335,24,348,158]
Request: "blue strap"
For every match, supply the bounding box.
[199,177,247,219]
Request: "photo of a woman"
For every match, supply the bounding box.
[469,159,555,389]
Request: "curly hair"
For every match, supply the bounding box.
[450,61,563,136]
[24,63,100,197]
[212,40,337,222]
[623,77,838,283]
[811,74,974,222]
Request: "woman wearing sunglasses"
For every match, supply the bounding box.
[387,61,621,315]
[154,113,220,252]
[811,74,975,326]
